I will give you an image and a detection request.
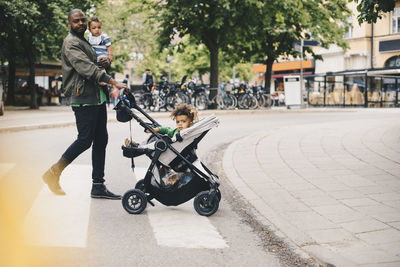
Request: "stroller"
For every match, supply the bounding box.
[114,92,221,216]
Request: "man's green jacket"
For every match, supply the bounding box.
[61,30,111,105]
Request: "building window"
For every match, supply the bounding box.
[344,17,353,39]
[385,56,400,68]
[392,7,400,34]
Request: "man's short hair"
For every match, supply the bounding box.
[145,68,151,72]
[68,9,84,22]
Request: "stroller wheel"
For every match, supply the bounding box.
[135,179,145,192]
[122,189,147,214]
[216,189,222,201]
[194,191,219,217]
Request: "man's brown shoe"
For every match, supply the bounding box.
[42,168,66,195]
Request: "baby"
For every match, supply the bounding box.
[124,104,198,186]
[152,103,198,138]
[88,16,113,68]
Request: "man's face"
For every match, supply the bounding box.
[68,12,87,35]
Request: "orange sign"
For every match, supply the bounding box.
[252,60,313,73]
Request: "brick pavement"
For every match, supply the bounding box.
[223,116,400,266]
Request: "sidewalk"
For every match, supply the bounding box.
[223,118,400,266]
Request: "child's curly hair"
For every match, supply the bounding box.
[89,16,102,28]
[171,104,195,122]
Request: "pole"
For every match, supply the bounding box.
[167,55,172,81]
[300,40,304,105]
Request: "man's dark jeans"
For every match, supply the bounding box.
[62,103,108,183]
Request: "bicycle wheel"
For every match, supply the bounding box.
[224,94,237,110]
[248,95,258,109]
[195,93,208,110]
[166,95,177,111]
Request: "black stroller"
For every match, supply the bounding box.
[114,92,221,216]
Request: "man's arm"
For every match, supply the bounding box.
[64,40,110,84]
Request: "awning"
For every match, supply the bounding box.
[252,60,313,73]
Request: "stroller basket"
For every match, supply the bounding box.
[122,145,152,158]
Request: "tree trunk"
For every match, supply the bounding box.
[24,31,38,109]
[264,56,275,95]
[209,46,219,89]
[6,35,16,106]
[208,45,218,109]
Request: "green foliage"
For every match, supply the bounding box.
[94,0,155,76]
[146,0,249,87]
[228,0,350,90]
[349,0,396,24]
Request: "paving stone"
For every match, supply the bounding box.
[368,192,400,202]
[300,196,340,207]
[302,244,357,267]
[312,204,355,215]
[283,210,336,231]
[381,199,400,209]
[307,228,354,243]
[335,175,377,187]
[291,189,328,199]
[340,198,380,207]
[314,182,352,192]
[374,241,400,256]
[388,222,400,230]
[372,213,400,223]
[323,211,368,224]
[280,182,317,191]
[357,185,395,195]
[355,204,398,216]
[340,219,390,233]
[356,229,400,244]
[335,245,400,265]
[328,190,365,199]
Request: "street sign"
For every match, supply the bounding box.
[293,40,321,48]
[303,40,321,47]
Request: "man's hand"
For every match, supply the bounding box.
[108,78,128,90]
[114,82,128,89]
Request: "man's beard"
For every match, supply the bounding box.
[72,26,86,36]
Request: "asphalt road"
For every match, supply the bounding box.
[1,108,399,267]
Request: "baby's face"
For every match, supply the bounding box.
[175,115,192,131]
[89,21,102,37]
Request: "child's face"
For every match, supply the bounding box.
[89,21,102,37]
[175,115,192,131]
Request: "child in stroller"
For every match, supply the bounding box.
[115,92,221,216]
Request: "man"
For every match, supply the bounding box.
[142,69,154,92]
[42,9,127,199]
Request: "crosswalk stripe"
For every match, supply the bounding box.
[134,167,228,249]
[0,163,16,179]
[23,165,92,247]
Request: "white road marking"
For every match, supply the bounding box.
[0,163,16,179]
[135,167,228,249]
[23,165,92,247]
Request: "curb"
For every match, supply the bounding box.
[222,135,314,262]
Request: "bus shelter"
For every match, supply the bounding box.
[305,71,399,108]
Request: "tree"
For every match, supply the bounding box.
[0,0,100,108]
[350,0,396,24]
[147,0,248,89]
[230,0,350,94]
